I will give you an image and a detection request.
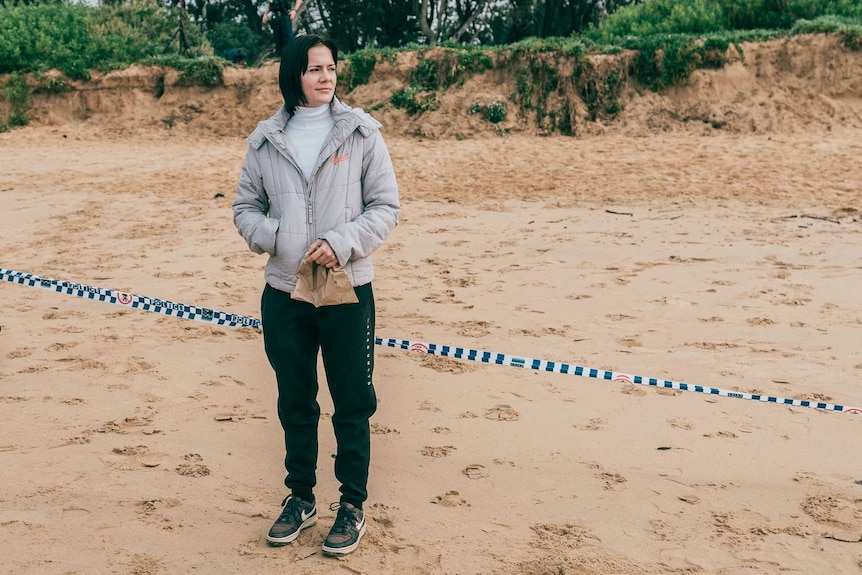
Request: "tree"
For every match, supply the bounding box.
[536,0,638,37]
[417,0,490,44]
[307,0,418,51]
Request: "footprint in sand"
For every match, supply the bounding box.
[371,422,400,435]
[574,418,606,431]
[416,354,476,374]
[58,435,91,446]
[90,414,154,435]
[484,404,519,421]
[440,272,476,288]
[668,418,694,430]
[422,289,462,304]
[585,462,627,490]
[421,446,455,458]
[112,445,149,456]
[432,491,468,507]
[617,336,641,347]
[176,453,210,477]
[369,503,396,527]
[55,356,107,371]
[42,310,87,320]
[419,400,442,412]
[201,375,246,386]
[705,431,738,439]
[139,498,181,514]
[45,341,81,352]
[112,444,164,468]
[213,412,246,422]
[462,464,489,479]
[747,316,776,325]
[797,475,862,542]
[7,347,34,359]
[456,320,492,338]
[531,522,598,545]
[125,356,156,373]
[619,384,647,396]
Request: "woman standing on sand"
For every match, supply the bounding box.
[232,34,400,556]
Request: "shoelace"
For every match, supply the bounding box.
[328,502,357,533]
[276,496,303,523]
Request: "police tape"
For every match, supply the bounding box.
[3,267,861,416]
[378,338,862,415]
[1,267,260,329]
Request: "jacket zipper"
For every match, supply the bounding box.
[268,125,341,243]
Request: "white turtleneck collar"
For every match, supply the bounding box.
[286,104,335,182]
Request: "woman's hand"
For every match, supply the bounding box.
[306,239,337,268]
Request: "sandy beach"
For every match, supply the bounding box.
[2,34,862,575]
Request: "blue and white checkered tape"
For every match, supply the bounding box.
[3,267,860,415]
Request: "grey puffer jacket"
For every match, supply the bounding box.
[233,97,400,293]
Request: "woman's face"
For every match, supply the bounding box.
[301,45,336,108]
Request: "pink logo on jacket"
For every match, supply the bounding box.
[332,154,349,165]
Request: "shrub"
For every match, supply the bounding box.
[484,101,507,123]
[588,0,727,44]
[576,58,627,119]
[0,0,205,79]
[390,86,438,115]
[591,0,862,42]
[180,56,224,86]
[720,0,793,29]
[792,15,862,49]
[410,54,440,91]
[3,72,31,128]
[342,51,377,92]
[207,19,268,66]
[509,36,587,57]
[784,0,862,21]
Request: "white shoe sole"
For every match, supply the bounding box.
[322,522,366,556]
[266,515,317,545]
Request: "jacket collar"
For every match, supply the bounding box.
[247,96,381,151]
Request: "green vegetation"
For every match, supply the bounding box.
[587,0,727,42]
[1,0,860,132]
[408,47,495,91]
[341,51,378,92]
[576,58,627,120]
[389,85,439,115]
[1,72,30,131]
[468,101,508,123]
[177,56,225,86]
[792,15,862,48]
[0,0,210,81]
[484,101,507,123]
[387,46,494,114]
[587,0,861,42]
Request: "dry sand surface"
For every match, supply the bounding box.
[2,34,862,575]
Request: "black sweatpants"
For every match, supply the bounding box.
[271,15,295,56]
[261,282,377,507]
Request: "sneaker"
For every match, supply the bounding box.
[266,494,317,546]
[322,502,366,556]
